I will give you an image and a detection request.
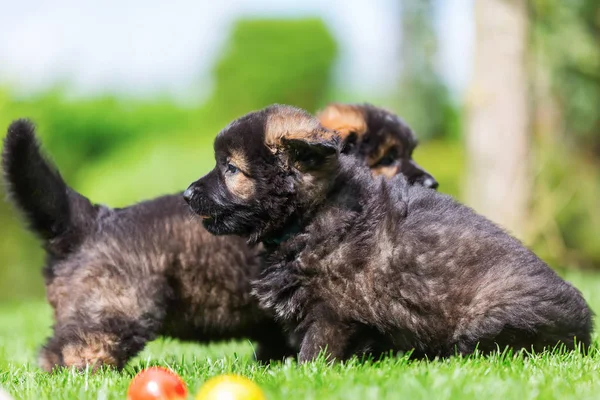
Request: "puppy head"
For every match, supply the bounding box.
[184,105,340,242]
[318,103,438,189]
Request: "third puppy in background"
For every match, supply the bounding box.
[318,103,438,189]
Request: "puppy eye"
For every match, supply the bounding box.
[342,132,358,154]
[377,153,396,167]
[226,163,239,174]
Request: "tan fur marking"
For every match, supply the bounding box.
[226,173,255,200]
[229,150,250,172]
[372,165,399,179]
[367,134,401,167]
[265,106,335,149]
[61,333,118,369]
[366,133,404,178]
[317,104,367,139]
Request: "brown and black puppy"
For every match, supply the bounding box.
[318,103,438,188]
[1,120,293,371]
[185,104,592,363]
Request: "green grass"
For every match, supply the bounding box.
[0,271,599,400]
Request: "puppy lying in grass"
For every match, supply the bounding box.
[185,104,593,362]
[2,106,435,371]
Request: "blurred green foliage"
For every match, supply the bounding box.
[532,0,600,152]
[396,0,461,141]
[213,18,337,119]
[528,0,600,270]
[0,91,194,184]
[528,138,600,270]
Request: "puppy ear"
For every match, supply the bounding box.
[282,134,339,171]
[317,103,367,139]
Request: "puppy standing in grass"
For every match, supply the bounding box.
[2,107,436,371]
[2,120,292,371]
[185,104,593,362]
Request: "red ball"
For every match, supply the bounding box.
[127,367,188,400]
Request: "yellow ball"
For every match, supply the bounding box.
[195,375,266,400]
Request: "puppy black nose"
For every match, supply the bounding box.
[422,177,439,189]
[183,187,194,204]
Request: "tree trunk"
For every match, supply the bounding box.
[466,0,531,238]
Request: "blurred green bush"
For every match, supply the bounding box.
[212,18,337,119]
[532,0,600,152]
[396,0,461,142]
[528,0,600,270]
[527,139,600,270]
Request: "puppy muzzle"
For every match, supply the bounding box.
[419,176,439,189]
[183,187,194,204]
[401,160,439,190]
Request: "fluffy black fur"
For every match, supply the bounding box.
[2,120,293,371]
[186,105,593,362]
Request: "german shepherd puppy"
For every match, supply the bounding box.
[318,103,437,188]
[2,120,293,371]
[185,104,592,362]
[2,106,436,371]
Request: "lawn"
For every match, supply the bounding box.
[0,271,599,400]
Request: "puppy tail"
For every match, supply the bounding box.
[2,119,97,254]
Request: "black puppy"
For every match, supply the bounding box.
[185,104,593,362]
[318,103,438,188]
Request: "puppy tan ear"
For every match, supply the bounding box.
[317,104,367,139]
[282,132,340,171]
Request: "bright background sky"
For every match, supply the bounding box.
[0,0,473,100]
